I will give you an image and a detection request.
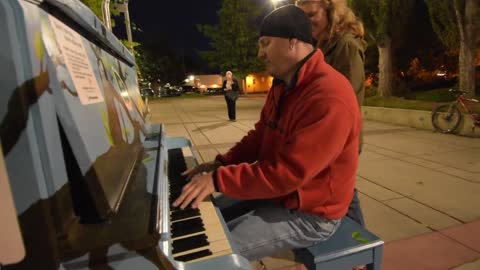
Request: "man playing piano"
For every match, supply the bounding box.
[173,5,361,261]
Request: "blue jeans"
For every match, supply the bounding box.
[213,195,341,261]
[347,189,365,226]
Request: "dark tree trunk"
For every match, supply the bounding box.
[377,37,394,97]
[455,0,477,98]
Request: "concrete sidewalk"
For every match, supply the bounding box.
[149,95,480,270]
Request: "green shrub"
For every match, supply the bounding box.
[364,96,435,111]
[365,85,377,98]
[414,88,456,102]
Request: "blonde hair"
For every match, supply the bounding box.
[317,0,364,46]
[225,71,233,82]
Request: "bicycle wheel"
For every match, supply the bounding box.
[431,104,462,133]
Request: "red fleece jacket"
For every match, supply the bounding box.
[215,50,361,219]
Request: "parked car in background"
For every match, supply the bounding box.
[205,88,224,95]
[159,83,182,97]
[140,88,155,100]
[174,85,184,93]
[182,85,197,93]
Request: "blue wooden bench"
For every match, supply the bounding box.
[294,216,384,270]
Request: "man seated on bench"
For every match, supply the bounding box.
[173,4,361,262]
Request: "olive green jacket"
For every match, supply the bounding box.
[320,33,367,152]
[320,33,367,107]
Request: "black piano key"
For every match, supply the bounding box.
[170,206,185,212]
[171,225,204,238]
[169,199,195,209]
[170,182,186,189]
[168,149,188,186]
[171,208,201,221]
[170,204,195,213]
[171,207,200,215]
[171,217,203,229]
[172,224,205,239]
[170,181,187,188]
[171,217,205,238]
[170,206,194,213]
[169,192,183,203]
[172,234,209,254]
[168,148,190,209]
[170,189,185,195]
[173,249,213,262]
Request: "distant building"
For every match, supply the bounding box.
[184,74,223,93]
[243,73,273,93]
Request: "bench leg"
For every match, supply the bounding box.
[367,246,384,270]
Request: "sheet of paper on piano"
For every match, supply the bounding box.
[0,143,25,265]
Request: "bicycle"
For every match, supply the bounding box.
[431,89,480,134]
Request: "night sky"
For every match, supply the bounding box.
[113,0,273,73]
[112,0,222,73]
[129,1,221,55]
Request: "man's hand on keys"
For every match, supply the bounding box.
[181,160,221,180]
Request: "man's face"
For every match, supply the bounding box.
[257,36,293,78]
[296,0,328,39]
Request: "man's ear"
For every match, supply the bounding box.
[289,38,298,49]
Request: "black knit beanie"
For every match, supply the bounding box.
[259,5,313,44]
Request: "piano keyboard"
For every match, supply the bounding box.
[167,147,233,263]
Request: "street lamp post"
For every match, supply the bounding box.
[114,1,133,52]
[124,2,133,49]
[102,0,112,30]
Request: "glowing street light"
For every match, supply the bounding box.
[271,0,284,9]
[188,75,195,81]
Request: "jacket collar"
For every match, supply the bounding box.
[272,48,318,91]
[268,49,324,130]
[319,33,367,57]
[319,35,341,57]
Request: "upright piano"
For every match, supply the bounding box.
[0,0,251,269]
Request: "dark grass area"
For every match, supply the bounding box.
[365,88,480,113]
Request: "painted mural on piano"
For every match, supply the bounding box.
[35,10,156,218]
[40,12,148,147]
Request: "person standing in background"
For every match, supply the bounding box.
[296,0,367,226]
[223,71,240,121]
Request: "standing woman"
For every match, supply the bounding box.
[296,0,367,226]
[223,71,240,121]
